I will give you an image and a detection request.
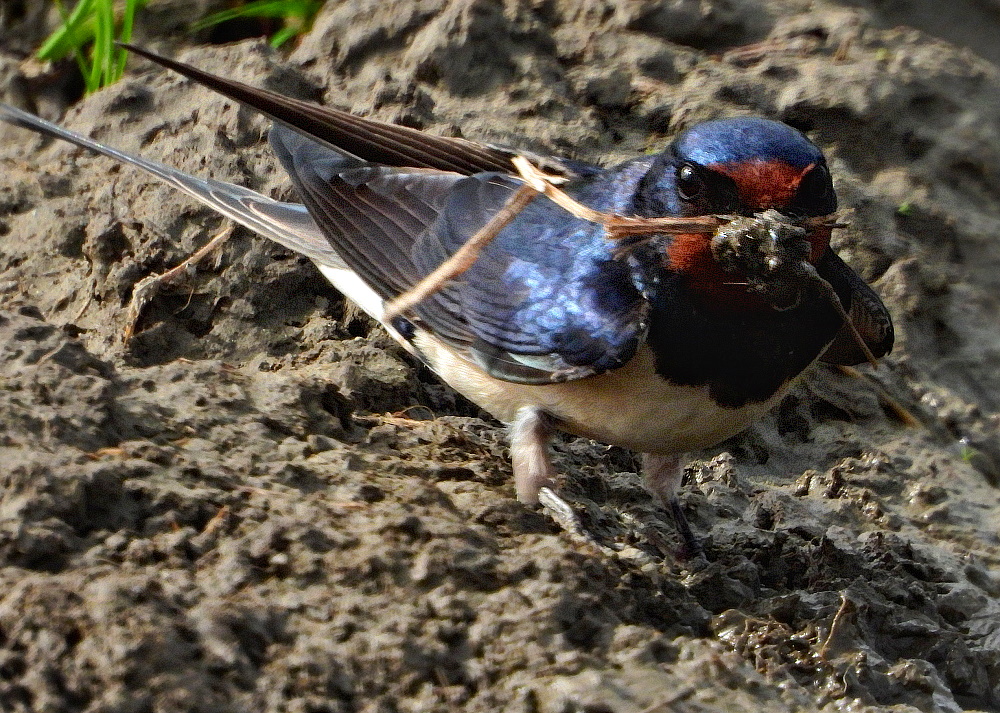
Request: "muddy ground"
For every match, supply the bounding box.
[1,0,999,711]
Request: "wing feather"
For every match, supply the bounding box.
[817,252,894,365]
[122,44,544,176]
[0,103,341,269]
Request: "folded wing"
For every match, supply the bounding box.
[270,125,649,384]
[816,251,894,365]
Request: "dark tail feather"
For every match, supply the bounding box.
[119,43,516,176]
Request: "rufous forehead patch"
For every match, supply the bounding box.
[712,159,814,211]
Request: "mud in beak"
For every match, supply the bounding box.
[709,209,818,311]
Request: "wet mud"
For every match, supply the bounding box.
[1,1,999,711]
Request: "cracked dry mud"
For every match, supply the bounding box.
[1,1,999,711]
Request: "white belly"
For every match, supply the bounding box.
[317,262,787,455]
[414,335,787,455]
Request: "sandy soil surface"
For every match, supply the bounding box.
[1,1,999,711]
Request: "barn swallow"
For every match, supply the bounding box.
[0,46,892,554]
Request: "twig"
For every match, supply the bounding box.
[819,592,854,660]
[801,263,878,367]
[382,183,539,319]
[124,223,234,341]
[384,156,726,320]
[835,365,922,427]
[512,155,724,238]
[383,154,853,331]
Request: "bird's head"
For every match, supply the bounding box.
[634,117,838,310]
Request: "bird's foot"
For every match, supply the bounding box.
[537,485,585,537]
[667,496,705,562]
[642,452,705,561]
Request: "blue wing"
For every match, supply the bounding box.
[270,125,651,384]
[413,173,650,382]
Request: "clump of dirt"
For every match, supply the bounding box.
[1,1,999,711]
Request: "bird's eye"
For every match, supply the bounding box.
[804,164,831,195]
[676,164,704,201]
[791,162,836,216]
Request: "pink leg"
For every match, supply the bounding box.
[509,407,583,534]
[510,407,557,505]
[643,452,702,558]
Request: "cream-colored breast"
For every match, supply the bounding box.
[413,333,788,455]
[318,262,789,455]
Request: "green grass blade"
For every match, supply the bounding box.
[89,0,112,92]
[268,25,299,48]
[37,0,149,93]
[114,0,142,79]
[37,0,96,61]
[192,1,296,29]
[192,0,323,43]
